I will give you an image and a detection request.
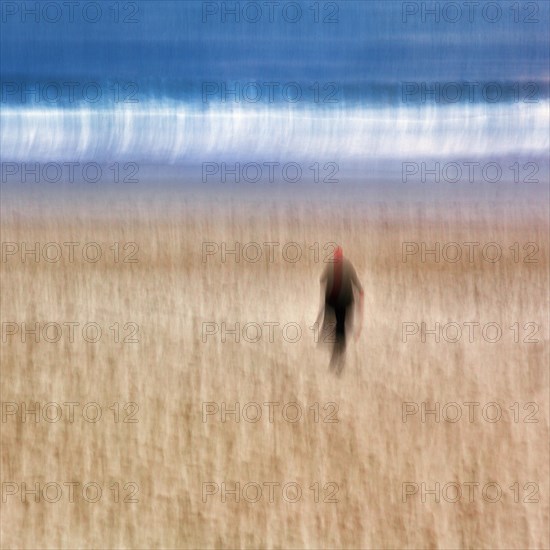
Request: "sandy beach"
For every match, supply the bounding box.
[1,186,548,548]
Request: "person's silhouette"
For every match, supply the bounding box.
[317,246,363,373]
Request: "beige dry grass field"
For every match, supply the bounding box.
[1,188,548,549]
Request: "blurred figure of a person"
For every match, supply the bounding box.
[316,246,363,374]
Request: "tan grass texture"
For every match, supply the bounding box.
[1,190,548,549]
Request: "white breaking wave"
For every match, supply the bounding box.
[1,100,548,162]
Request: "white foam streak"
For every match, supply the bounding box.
[1,101,548,162]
